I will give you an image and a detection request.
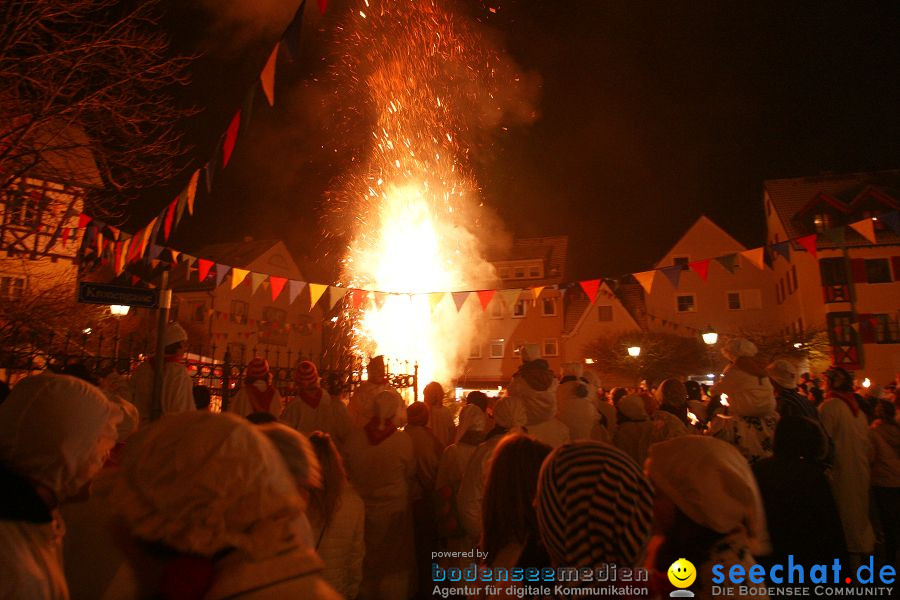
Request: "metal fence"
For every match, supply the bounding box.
[0,332,418,410]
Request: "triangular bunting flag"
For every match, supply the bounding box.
[452,291,470,312]
[740,248,766,270]
[108,226,120,241]
[174,191,187,227]
[633,271,655,294]
[578,279,601,304]
[149,243,163,260]
[879,211,900,234]
[661,265,682,288]
[131,275,140,286]
[373,292,387,309]
[186,170,199,216]
[96,232,105,256]
[204,159,215,194]
[77,213,92,228]
[250,272,266,294]
[428,292,445,313]
[223,111,241,168]
[215,264,230,288]
[231,268,249,289]
[283,0,306,60]
[688,259,710,281]
[289,280,307,304]
[197,258,214,282]
[328,285,349,309]
[499,289,521,311]
[796,234,818,259]
[139,218,157,259]
[476,289,496,311]
[270,276,287,301]
[849,218,877,244]
[823,226,845,246]
[348,289,365,309]
[150,259,161,269]
[530,286,545,303]
[772,241,791,262]
[163,200,176,241]
[308,283,327,309]
[168,249,180,263]
[260,44,278,106]
[113,242,124,275]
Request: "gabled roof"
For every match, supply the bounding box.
[653,215,747,269]
[487,235,569,286]
[765,169,900,245]
[195,239,281,269]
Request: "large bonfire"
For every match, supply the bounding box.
[330,0,531,388]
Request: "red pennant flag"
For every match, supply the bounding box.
[579,279,601,303]
[689,259,710,281]
[163,201,176,241]
[197,258,214,281]
[318,0,328,14]
[476,289,496,311]
[270,276,287,301]
[113,242,124,275]
[223,111,241,167]
[77,213,92,228]
[796,234,818,259]
[351,289,367,309]
[131,275,140,286]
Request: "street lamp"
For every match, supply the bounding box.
[109,305,130,360]
[627,345,641,357]
[702,327,718,346]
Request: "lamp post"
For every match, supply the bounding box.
[109,304,130,360]
[627,345,641,357]
[626,345,641,388]
[701,327,717,384]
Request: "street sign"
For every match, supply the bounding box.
[77,282,159,308]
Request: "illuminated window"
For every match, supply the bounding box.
[813,214,832,233]
[489,339,505,359]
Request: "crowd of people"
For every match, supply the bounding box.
[0,324,898,600]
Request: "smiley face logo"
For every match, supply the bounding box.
[668,558,696,588]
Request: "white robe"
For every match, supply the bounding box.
[819,396,875,553]
[0,516,68,600]
[229,386,284,418]
[129,360,194,422]
[281,389,351,444]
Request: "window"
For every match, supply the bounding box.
[676,294,696,313]
[542,338,559,357]
[727,292,742,310]
[597,305,613,321]
[231,300,249,324]
[262,306,286,324]
[673,256,690,271]
[791,265,798,292]
[514,267,525,279]
[541,297,557,316]
[874,315,900,344]
[775,282,782,304]
[820,257,848,286]
[528,264,542,278]
[190,301,206,322]
[469,341,482,359]
[864,259,892,284]
[0,276,25,300]
[813,213,832,233]
[4,187,45,228]
[513,299,527,318]
[489,339,505,359]
[786,271,794,295]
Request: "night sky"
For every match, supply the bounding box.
[141,0,900,284]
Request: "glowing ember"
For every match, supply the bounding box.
[330,0,529,389]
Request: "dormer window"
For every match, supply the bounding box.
[813,214,832,233]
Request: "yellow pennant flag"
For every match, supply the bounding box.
[308,283,328,310]
[260,44,278,106]
[530,286,545,303]
[231,268,249,289]
[849,218,877,244]
[740,248,766,270]
[429,292,445,313]
[633,271,656,294]
[186,170,200,216]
